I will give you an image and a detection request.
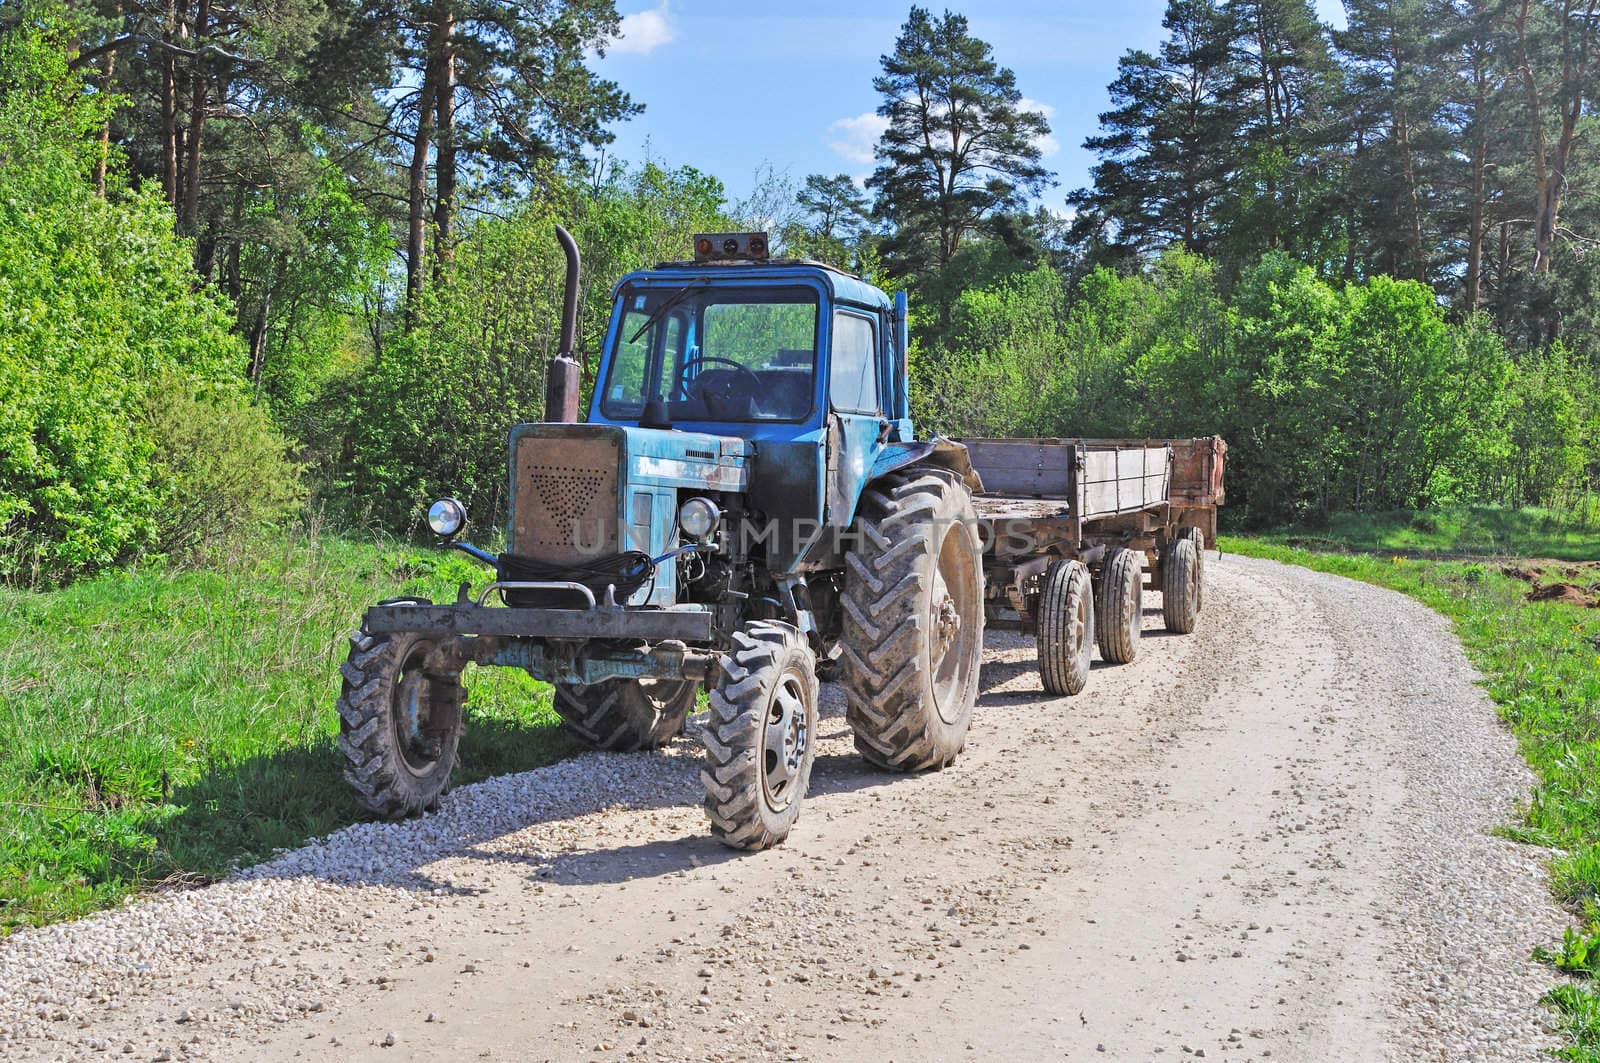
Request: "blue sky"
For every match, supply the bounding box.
[591,0,1348,209]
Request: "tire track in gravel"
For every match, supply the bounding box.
[0,556,1572,1062]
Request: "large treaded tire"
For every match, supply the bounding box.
[1038,559,1094,696]
[554,679,697,751]
[839,467,985,771]
[1181,526,1206,612]
[1095,547,1143,665]
[701,621,818,850]
[337,603,464,819]
[1162,536,1201,634]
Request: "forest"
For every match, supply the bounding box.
[2,0,1599,585]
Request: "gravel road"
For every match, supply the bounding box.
[0,555,1575,1061]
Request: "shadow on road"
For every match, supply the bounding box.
[151,630,1078,895]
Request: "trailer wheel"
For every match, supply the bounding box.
[554,679,697,751]
[1038,559,1094,696]
[701,621,819,850]
[1095,548,1143,664]
[338,605,464,819]
[1162,536,1201,633]
[1181,526,1206,612]
[840,467,985,771]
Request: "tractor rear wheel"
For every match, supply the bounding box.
[1095,548,1143,664]
[840,467,985,771]
[1162,536,1201,634]
[1038,559,1094,696]
[701,621,819,850]
[338,602,464,818]
[554,679,697,751]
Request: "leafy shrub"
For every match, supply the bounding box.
[140,380,306,562]
[0,7,296,582]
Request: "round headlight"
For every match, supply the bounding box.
[677,497,721,541]
[427,497,466,538]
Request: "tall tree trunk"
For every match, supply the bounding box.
[1395,109,1426,281]
[160,0,179,209]
[93,8,120,198]
[1465,131,1486,310]
[181,0,210,238]
[1516,0,1597,275]
[432,9,457,282]
[247,291,271,385]
[1343,128,1363,280]
[1253,8,1280,249]
[404,14,444,327]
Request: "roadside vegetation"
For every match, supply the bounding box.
[1222,531,1600,1058]
[1247,503,1600,562]
[0,532,568,931]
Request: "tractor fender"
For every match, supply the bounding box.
[867,435,985,494]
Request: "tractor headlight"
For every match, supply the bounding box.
[677,497,721,541]
[427,497,466,538]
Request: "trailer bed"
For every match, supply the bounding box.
[963,436,1227,547]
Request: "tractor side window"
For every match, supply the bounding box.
[605,301,684,413]
[830,311,879,415]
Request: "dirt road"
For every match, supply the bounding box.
[0,556,1571,1061]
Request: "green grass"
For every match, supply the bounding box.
[1221,528,1600,1059]
[0,532,574,932]
[1247,502,1600,561]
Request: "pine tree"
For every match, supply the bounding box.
[1072,0,1241,256]
[393,0,639,320]
[1431,0,1517,311]
[1218,0,1340,264]
[867,6,1051,276]
[1334,0,1444,282]
[797,174,870,243]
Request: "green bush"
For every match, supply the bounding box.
[140,380,306,562]
[910,247,1577,525]
[0,6,297,582]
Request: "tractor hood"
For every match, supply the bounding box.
[505,422,752,605]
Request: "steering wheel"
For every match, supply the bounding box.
[673,355,763,406]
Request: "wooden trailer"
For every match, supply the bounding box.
[959,436,1227,697]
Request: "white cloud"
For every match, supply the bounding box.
[610,2,676,56]
[1018,97,1060,157]
[827,112,890,167]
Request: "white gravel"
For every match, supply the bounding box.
[1274,560,1573,1060]
[0,555,1578,1061]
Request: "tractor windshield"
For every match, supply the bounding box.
[600,285,818,423]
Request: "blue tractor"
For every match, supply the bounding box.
[339,228,985,848]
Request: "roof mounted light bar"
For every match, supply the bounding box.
[693,232,769,262]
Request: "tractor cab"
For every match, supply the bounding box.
[589,233,910,440]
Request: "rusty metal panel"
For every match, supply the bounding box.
[1169,436,1228,506]
[961,439,1076,498]
[512,433,621,562]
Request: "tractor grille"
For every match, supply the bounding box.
[511,434,620,563]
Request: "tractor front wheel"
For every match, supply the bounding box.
[338,602,464,818]
[701,621,819,850]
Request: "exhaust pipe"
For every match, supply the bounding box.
[546,225,582,423]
